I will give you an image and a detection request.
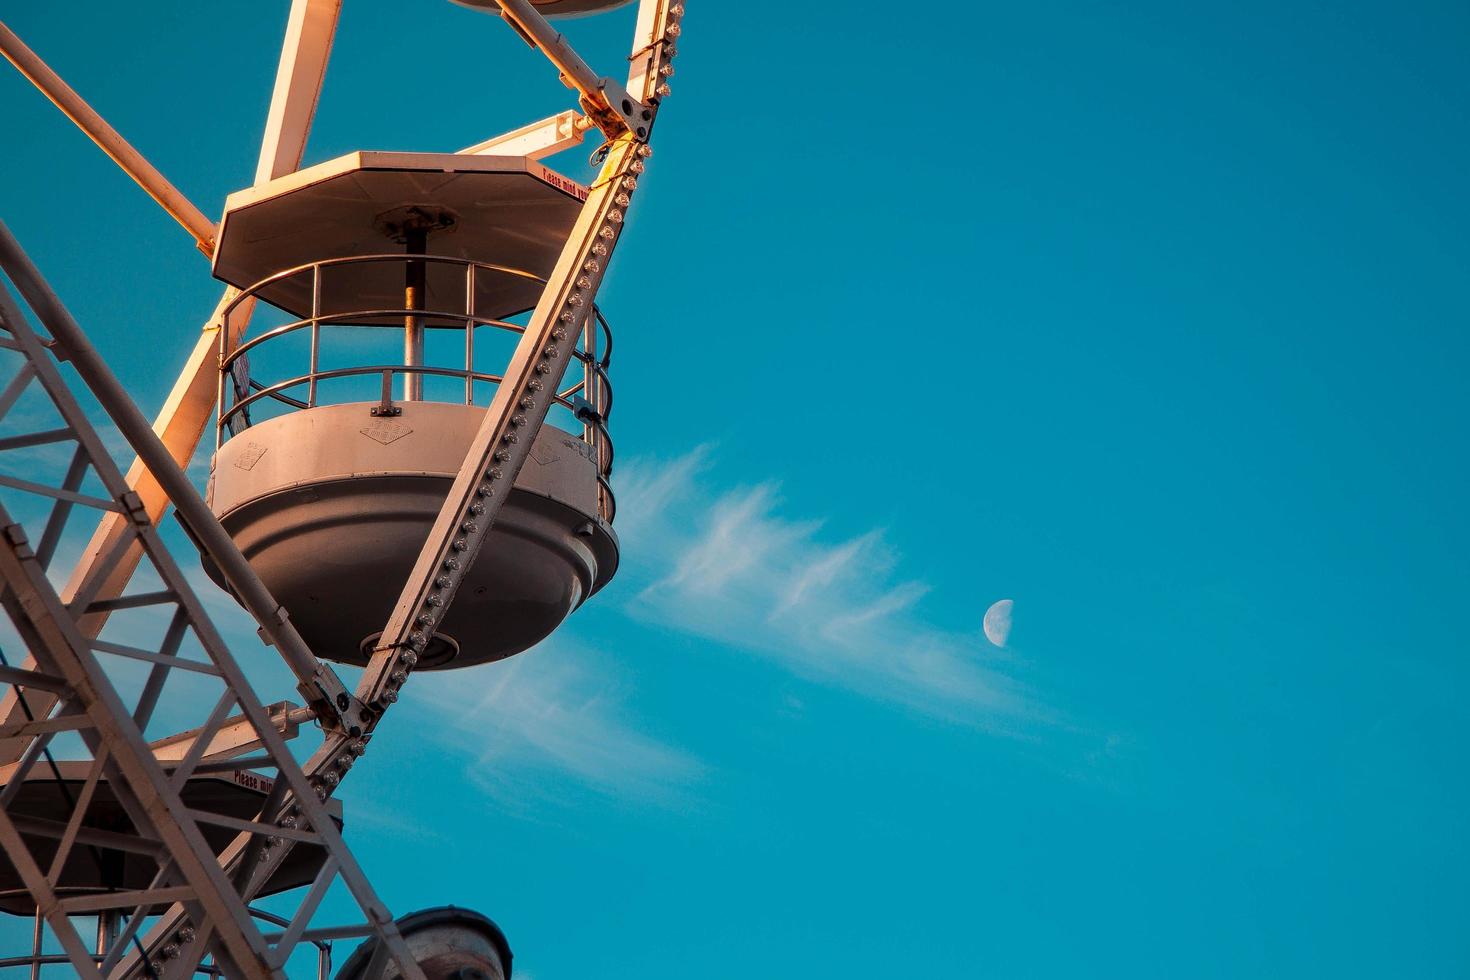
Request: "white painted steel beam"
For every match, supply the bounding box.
[460,109,589,159]
[256,0,343,185]
[0,20,218,254]
[148,702,307,764]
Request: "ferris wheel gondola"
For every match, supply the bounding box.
[0,0,684,976]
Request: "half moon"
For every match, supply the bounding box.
[983,599,1013,648]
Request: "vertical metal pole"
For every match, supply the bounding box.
[217,308,230,448]
[464,263,476,405]
[378,370,396,417]
[96,911,118,958]
[308,263,321,407]
[581,311,597,448]
[585,310,609,517]
[403,229,427,401]
[30,908,42,980]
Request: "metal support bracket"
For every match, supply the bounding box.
[453,0,654,138]
[371,370,402,418]
[459,109,590,159]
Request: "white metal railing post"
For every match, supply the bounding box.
[582,310,597,450]
[308,263,321,407]
[464,263,477,405]
[216,308,231,450]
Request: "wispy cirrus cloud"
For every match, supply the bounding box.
[614,447,1041,731]
[413,639,703,808]
[0,425,1044,804]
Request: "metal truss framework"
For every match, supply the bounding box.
[0,224,424,979]
[0,0,684,975]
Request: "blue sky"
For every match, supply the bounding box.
[3,0,1469,976]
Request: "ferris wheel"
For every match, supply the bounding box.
[0,0,683,975]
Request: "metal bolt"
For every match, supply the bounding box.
[519,395,535,409]
[528,379,544,391]
[535,363,551,374]
[568,292,585,305]
[638,144,654,157]
[427,594,443,606]
[379,691,397,706]
[436,575,452,588]
[666,23,680,38]
[417,613,434,626]
[401,651,419,667]
[452,538,468,551]
[179,928,196,944]
[511,415,526,427]
[615,193,630,207]
[495,449,510,461]
[560,310,576,322]
[608,210,624,224]
[502,431,519,443]
[337,754,353,769]
[584,258,601,272]
[461,520,478,533]
[577,276,592,289]
[411,630,427,644]
[477,482,493,496]
[443,559,461,570]
[351,739,368,756]
[593,242,609,255]
[660,64,675,77]
[623,176,638,189]
[489,468,503,480]
[543,346,559,359]
[599,225,617,238]
[323,772,339,787]
[470,502,485,515]
[657,83,672,98]
[391,671,407,685]
[161,944,179,960]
